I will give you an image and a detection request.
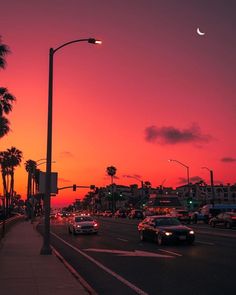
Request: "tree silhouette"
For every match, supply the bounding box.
[106,166,117,213]
[0,36,10,69]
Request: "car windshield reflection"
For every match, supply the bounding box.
[75,216,93,222]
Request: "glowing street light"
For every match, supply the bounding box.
[40,38,102,255]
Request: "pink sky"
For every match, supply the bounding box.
[1,0,236,207]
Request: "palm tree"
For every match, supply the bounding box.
[0,37,10,69]
[106,166,117,213]
[0,87,16,117]
[0,116,10,138]
[5,147,23,206]
[25,159,37,199]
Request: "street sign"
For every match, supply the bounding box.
[39,171,58,194]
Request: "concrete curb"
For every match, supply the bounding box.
[35,220,98,295]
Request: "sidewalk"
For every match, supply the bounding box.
[0,219,90,295]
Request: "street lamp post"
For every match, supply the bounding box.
[201,167,215,206]
[168,159,190,196]
[40,38,102,255]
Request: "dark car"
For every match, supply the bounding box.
[209,212,236,229]
[128,209,144,219]
[138,215,195,245]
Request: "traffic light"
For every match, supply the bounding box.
[72,184,77,191]
[187,198,193,204]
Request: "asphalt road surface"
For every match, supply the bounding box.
[38,217,236,295]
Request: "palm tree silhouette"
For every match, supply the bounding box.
[0,116,10,138]
[0,38,15,138]
[0,36,10,69]
[5,147,23,213]
[106,166,117,213]
[25,160,37,200]
[0,87,16,116]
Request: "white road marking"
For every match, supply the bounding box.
[51,232,149,295]
[157,249,182,257]
[85,248,174,258]
[117,238,128,242]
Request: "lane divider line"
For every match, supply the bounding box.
[51,232,149,295]
[157,249,182,257]
[117,238,128,242]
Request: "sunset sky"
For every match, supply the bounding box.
[1,0,236,207]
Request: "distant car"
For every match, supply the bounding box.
[68,215,99,235]
[138,215,195,245]
[128,209,144,219]
[114,209,127,218]
[189,211,206,224]
[170,209,191,224]
[102,210,113,217]
[209,212,236,229]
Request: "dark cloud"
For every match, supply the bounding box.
[144,124,211,145]
[221,157,236,163]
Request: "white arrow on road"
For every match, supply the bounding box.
[84,248,174,258]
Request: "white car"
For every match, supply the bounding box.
[68,215,99,235]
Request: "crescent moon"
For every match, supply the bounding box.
[197,28,205,36]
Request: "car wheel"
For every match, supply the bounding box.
[157,233,163,246]
[210,221,215,227]
[139,231,145,241]
[225,222,231,229]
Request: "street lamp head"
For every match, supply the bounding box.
[88,38,102,45]
[168,159,173,162]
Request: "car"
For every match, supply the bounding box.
[138,215,195,245]
[68,215,99,235]
[209,212,236,229]
[114,209,127,218]
[128,209,144,219]
[102,210,113,217]
[169,209,191,223]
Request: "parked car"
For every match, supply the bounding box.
[209,212,236,229]
[128,209,144,219]
[68,215,99,235]
[138,215,195,245]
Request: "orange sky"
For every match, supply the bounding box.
[1,0,236,207]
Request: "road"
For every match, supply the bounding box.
[38,217,236,295]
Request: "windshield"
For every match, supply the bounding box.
[75,216,93,222]
[154,218,181,226]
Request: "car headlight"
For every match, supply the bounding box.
[164,231,173,236]
[189,230,194,235]
[76,225,81,228]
